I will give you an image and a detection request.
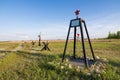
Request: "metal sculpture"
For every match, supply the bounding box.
[62,10,96,68]
[41,42,50,51]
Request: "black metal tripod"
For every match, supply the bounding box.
[62,18,96,68]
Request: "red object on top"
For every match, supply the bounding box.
[77,34,80,37]
[75,10,80,16]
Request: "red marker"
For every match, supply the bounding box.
[75,10,80,16]
[77,34,80,37]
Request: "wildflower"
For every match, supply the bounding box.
[48,62,53,65]
[61,66,64,69]
[102,58,108,62]
[65,63,67,66]
[65,71,68,74]
[87,72,91,76]
[68,64,72,69]
[77,66,80,69]
[96,56,100,59]
[95,68,100,73]
[65,59,69,62]
[96,66,100,70]
[98,74,101,77]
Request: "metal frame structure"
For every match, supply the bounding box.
[62,18,96,68]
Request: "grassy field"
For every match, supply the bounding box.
[0,39,120,80]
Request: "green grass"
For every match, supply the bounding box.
[0,39,120,80]
[0,41,20,50]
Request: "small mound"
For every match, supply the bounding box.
[69,57,95,68]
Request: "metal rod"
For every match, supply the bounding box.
[62,25,71,62]
[83,21,96,60]
[73,27,77,59]
[38,33,41,46]
[38,38,41,46]
[79,18,89,68]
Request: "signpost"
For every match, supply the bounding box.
[62,10,96,68]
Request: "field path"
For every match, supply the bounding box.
[0,43,23,59]
[12,44,23,51]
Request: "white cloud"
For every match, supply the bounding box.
[86,12,120,38]
[0,33,30,41]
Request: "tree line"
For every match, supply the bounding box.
[107,31,120,39]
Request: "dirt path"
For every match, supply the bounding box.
[0,44,23,59]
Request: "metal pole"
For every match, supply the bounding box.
[38,33,41,46]
[38,37,41,46]
[62,25,71,62]
[79,18,89,68]
[83,20,96,60]
[73,27,77,59]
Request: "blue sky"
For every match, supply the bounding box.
[0,0,120,41]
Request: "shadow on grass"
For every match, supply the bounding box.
[16,50,71,61]
[16,50,58,61]
[109,60,120,68]
[0,50,14,53]
[16,51,61,72]
[29,48,41,51]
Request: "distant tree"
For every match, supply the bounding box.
[113,33,117,38]
[117,31,120,39]
[107,31,120,39]
[108,32,115,39]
